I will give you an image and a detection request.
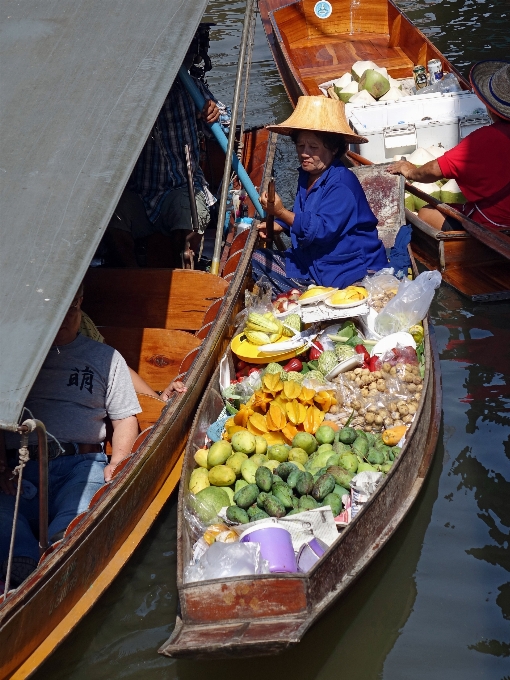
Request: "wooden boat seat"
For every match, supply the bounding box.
[99,327,201,391]
[136,393,166,431]
[84,268,228,332]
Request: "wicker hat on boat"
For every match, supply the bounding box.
[470,60,510,121]
[266,96,368,144]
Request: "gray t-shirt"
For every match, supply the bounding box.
[6,334,141,447]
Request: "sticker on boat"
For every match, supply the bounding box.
[314,1,332,19]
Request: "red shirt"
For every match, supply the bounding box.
[437,121,510,229]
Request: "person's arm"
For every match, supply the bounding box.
[259,190,294,227]
[200,99,220,124]
[0,430,16,496]
[128,368,160,399]
[386,159,443,183]
[104,416,139,482]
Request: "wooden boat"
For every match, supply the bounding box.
[258,0,510,302]
[0,0,275,674]
[159,177,442,659]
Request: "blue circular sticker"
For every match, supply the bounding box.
[314,1,333,19]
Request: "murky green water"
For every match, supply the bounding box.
[36,2,509,678]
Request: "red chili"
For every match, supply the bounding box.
[368,355,381,372]
[309,342,324,361]
[354,344,370,363]
[283,358,303,373]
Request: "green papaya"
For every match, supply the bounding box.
[233,483,259,509]
[287,468,302,490]
[332,484,350,499]
[262,494,287,518]
[275,462,298,480]
[226,505,250,524]
[327,465,354,489]
[322,493,341,516]
[255,465,273,492]
[295,471,314,496]
[339,427,357,445]
[367,447,384,466]
[299,494,319,510]
[250,510,270,521]
[272,482,294,509]
[311,473,336,501]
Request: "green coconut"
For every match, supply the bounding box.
[379,86,404,101]
[408,147,435,166]
[412,182,442,210]
[337,80,358,103]
[404,192,415,212]
[349,89,377,106]
[440,178,466,205]
[351,60,378,81]
[427,144,446,159]
[334,73,353,89]
[359,69,390,99]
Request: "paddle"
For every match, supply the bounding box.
[347,150,510,261]
[265,177,275,250]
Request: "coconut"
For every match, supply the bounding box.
[440,178,466,204]
[427,144,446,159]
[328,86,340,100]
[379,86,404,101]
[359,69,390,99]
[408,147,436,166]
[404,192,415,211]
[334,73,353,89]
[351,60,378,81]
[373,66,389,78]
[393,154,408,161]
[337,80,359,103]
[348,89,376,105]
[412,182,442,210]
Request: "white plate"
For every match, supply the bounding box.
[274,304,301,319]
[370,332,416,357]
[324,354,363,381]
[324,296,369,309]
[297,289,337,306]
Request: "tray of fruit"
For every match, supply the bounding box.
[324,286,369,309]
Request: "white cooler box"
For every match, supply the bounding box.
[347,91,490,163]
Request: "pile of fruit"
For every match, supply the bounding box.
[272,288,302,314]
[298,286,335,302]
[328,286,368,305]
[225,372,338,446]
[189,424,405,525]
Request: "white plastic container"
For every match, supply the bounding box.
[347,91,490,163]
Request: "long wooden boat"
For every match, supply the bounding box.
[0,0,276,674]
[258,0,510,302]
[160,196,442,660]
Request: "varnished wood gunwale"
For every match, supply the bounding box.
[0,126,276,679]
[160,250,442,658]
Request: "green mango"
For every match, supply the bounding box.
[226,506,250,524]
[315,425,336,445]
[287,468,302,490]
[225,452,248,476]
[262,495,287,518]
[339,427,357,445]
[275,462,299,480]
[357,461,377,473]
[292,432,318,455]
[299,494,319,510]
[311,473,336,501]
[327,465,354,490]
[254,435,268,456]
[332,441,352,456]
[380,461,393,474]
[295,471,314,496]
[367,448,385,466]
[288,447,309,466]
[251,453,269,466]
[338,451,358,474]
[326,454,341,467]
[286,508,303,516]
[272,483,294,509]
[272,474,283,484]
[233,483,259,509]
[321,493,341,517]
[208,465,236,487]
[240,457,260,484]
[365,432,377,447]
[257,491,270,509]
[255,465,273,492]
[231,431,256,455]
[352,436,369,458]
[247,504,261,518]
[207,440,233,467]
[223,487,235,505]
[250,510,270,521]
[235,479,249,493]
[267,444,289,463]
[332,484,350,499]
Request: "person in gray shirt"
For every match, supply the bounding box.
[0,285,141,588]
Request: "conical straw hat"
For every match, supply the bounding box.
[266,96,368,144]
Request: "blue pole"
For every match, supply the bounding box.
[178,66,265,218]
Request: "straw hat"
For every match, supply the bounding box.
[266,96,368,144]
[470,60,510,121]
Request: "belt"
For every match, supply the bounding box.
[7,441,103,461]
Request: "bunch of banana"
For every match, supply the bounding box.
[329,286,368,305]
[245,312,284,345]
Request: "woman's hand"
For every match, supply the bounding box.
[259,190,285,218]
[256,221,284,240]
[199,99,220,124]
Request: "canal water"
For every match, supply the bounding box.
[36,2,509,678]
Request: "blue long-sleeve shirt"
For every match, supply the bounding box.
[279,160,387,288]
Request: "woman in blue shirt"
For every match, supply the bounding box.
[252,96,387,294]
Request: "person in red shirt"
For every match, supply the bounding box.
[387,60,510,231]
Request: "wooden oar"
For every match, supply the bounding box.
[346,151,510,261]
[265,177,275,250]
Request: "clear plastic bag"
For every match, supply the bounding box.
[184,541,270,583]
[362,270,400,314]
[374,271,441,336]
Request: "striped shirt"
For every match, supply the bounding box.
[129,78,215,223]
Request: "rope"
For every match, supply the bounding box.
[4,433,30,595]
[237,6,258,161]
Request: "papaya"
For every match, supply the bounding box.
[327,465,354,490]
[311,473,336,501]
[382,425,407,447]
[322,493,341,517]
[208,465,236,487]
[299,494,319,510]
[207,440,233,467]
[189,467,210,495]
[233,483,259,508]
[255,465,273,492]
[275,462,298,480]
[226,506,250,524]
[295,471,314,496]
[262,494,287,518]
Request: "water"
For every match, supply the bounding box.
[35,2,509,678]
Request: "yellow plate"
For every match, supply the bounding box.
[230,333,306,364]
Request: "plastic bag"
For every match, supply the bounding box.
[374,271,441,336]
[362,270,400,314]
[184,541,269,583]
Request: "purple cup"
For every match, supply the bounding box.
[240,522,297,573]
[296,537,328,573]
